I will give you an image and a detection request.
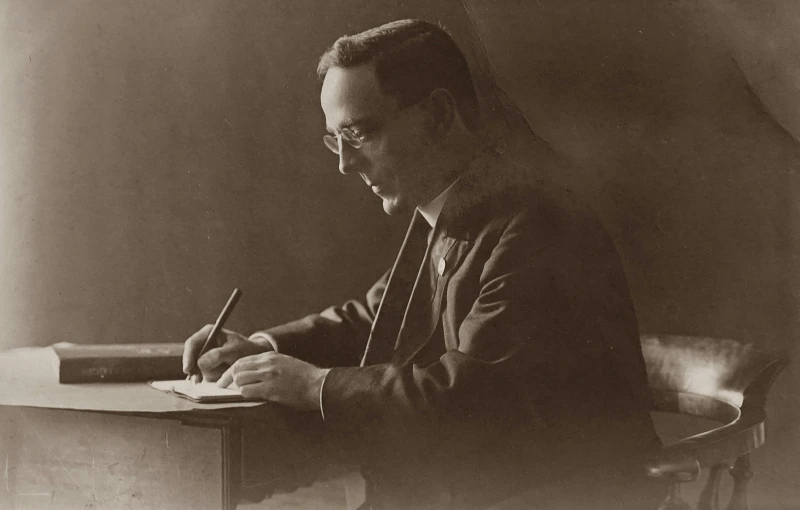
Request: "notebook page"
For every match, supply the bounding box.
[150,379,247,402]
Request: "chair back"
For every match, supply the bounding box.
[642,334,787,411]
[640,334,789,510]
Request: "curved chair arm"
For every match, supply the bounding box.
[642,335,789,510]
[646,405,766,482]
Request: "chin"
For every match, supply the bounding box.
[381,196,409,216]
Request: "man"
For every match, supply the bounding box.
[184,19,662,509]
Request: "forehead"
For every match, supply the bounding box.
[320,65,395,129]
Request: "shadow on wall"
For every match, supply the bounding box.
[467,0,800,346]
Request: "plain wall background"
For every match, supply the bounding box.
[1,1,798,508]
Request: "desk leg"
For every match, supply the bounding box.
[222,420,242,510]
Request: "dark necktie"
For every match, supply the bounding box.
[361,212,432,366]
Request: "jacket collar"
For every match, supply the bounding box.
[436,148,522,241]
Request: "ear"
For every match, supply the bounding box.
[424,88,458,139]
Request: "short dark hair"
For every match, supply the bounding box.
[317,19,480,132]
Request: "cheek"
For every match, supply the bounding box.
[367,130,427,186]
[364,140,402,176]
[376,137,423,172]
[376,122,426,158]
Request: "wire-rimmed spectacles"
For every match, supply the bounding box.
[323,128,364,155]
[322,101,424,155]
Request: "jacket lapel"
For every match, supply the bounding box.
[360,212,430,367]
[391,230,472,364]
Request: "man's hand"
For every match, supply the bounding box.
[182,325,273,382]
[217,352,330,411]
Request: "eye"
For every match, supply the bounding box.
[349,128,366,140]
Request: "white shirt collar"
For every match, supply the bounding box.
[416,177,461,228]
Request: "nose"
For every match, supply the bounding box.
[337,139,359,175]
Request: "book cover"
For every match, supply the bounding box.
[52,342,185,383]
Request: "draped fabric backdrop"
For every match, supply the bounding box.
[1,1,798,507]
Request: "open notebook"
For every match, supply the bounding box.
[150,379,254,403]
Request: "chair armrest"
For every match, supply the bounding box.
[646,406,766,482]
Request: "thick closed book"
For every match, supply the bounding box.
[52,342,185,383]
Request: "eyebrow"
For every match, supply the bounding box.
[326,116,370,134]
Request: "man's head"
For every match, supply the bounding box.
[318,19,481,215]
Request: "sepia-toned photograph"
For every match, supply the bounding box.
[1,1,798,509]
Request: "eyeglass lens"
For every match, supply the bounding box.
[323,131,362,155]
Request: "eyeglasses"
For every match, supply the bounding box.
[323,127,365,154]
[322,101,422,155]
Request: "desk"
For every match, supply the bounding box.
[0,348,338,510]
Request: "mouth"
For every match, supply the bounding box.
[359,172,381,195]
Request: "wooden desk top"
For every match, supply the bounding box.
[0,347,262,414]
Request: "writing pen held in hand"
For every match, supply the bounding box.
[187,288,242,383]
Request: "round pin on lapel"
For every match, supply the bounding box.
[437,257,446,276]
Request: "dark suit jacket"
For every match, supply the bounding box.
[260,154,661,509]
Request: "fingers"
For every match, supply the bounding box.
[215,353,320,410]
[230,352,278,372]
[182,324,214,375]
[196,338,251,377]
[216,352,278,388]
[217,365,235,388]
[185,327,259,382]
[197,345,234,372]
[232,368,270,387]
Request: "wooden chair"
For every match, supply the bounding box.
[641,334,789,510]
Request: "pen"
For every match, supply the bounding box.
[187,288,242,383]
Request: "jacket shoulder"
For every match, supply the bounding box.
[443,162,608,247]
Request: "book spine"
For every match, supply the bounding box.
[58,357,184,383]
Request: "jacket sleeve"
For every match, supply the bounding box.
[253,270,389,368]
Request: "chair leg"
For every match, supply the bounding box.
[727,454,753,510]
[697,463,727,510]
[658,482,693,510]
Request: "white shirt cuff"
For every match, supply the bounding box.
[247,332,279,353]
[319,368,332,421]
